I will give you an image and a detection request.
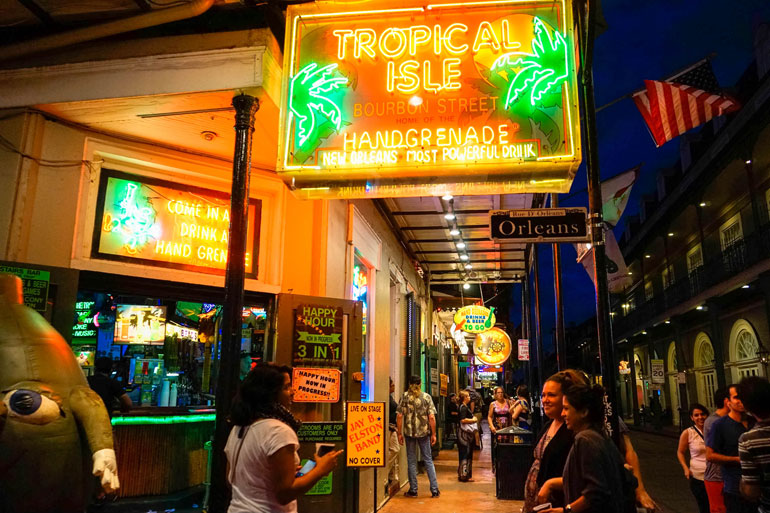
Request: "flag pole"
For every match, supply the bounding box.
[578,0,620,445]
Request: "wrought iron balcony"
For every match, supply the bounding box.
[612,223,770,339]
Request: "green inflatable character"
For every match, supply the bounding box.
[0,274,119,512]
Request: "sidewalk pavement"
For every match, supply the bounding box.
[380,431,523,513]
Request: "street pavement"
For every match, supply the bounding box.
[629,429,696,513]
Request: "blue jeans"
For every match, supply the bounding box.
[405,435,439,494]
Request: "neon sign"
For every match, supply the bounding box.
[94,170,261,275]
[352,263,368,335]
[277,0,581,199]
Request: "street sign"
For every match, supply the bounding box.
[346,402,385,467]
[651,359,665,384]
[518,339,530,361]
[490,208,590,243]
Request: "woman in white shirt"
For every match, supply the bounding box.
[677,403,710,513]
[225,364,342,513]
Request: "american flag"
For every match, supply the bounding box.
[632,60,740,147]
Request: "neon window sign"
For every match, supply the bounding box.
[93,170,261,276]
[352,255,370,400]
[277,0,581,199]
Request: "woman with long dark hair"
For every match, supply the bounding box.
[536,383,632,513]
[225,364,341,513]
[677,403,710,513]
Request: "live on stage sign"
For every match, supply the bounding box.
[490,208,590,243]
[346,402,386,467]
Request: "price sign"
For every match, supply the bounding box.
[651,359,665,384]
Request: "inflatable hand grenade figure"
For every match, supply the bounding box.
[0,274,119,513]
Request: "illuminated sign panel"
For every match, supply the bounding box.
[94,170,261,276]
[278,0,581,198]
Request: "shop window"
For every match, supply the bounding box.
[699,340,714,367]
[71,288,270,408]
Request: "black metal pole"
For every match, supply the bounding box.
[579,0,620,444]
[522,275,531,396]
[210,94,259,513]
[552,194,567,370]
[533,244,544,392]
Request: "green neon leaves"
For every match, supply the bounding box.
[491,17,569,109]
[289,63,349,148]
[105,182,158,254]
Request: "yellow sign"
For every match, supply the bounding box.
[96,171,259,275]
[453,305,495,333]
[278,0,581,199]
[293,368,342,402]
[474,327,512,365]
[346,402,386,467]
[439,373,449,397]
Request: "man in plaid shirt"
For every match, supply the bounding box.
[738,376,770,512]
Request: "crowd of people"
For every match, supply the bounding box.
[219,363,770,513]
[676,377,770,513]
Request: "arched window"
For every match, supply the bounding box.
[694,333,714,369]
[736,329,759,360]
[668,342,678,372]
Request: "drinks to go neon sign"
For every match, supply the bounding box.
[277,0,581,199]
[93,170,261,275]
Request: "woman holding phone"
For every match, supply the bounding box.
[225,364,342,513]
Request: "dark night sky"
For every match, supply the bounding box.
[503,0,770,357]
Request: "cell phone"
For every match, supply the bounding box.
[532,503,552,512]
[295,459,316,477]
[317,443,336,457]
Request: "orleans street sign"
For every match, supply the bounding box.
[489,207,589,242]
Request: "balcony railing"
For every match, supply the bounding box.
[612,223,770,339]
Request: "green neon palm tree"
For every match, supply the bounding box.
[491,17,569,109]
[289,62,349,147]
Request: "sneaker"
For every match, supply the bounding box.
[404,490,418,498]
[431,491,441,498]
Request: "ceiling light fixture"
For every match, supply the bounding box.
[745,159,752,165]
[668,232,674,237]
[441,193,453,201]
[463,282,470,290]
[742,284,750,289]
[699,202,707,207]
[457,242,466,249]
[645,254,651,259]
[449,228,460,236]
[464,263,472,269]
[444,213,455,220]
[696,305,704,311]
[460,254,469,261]
[664,320,671,324]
